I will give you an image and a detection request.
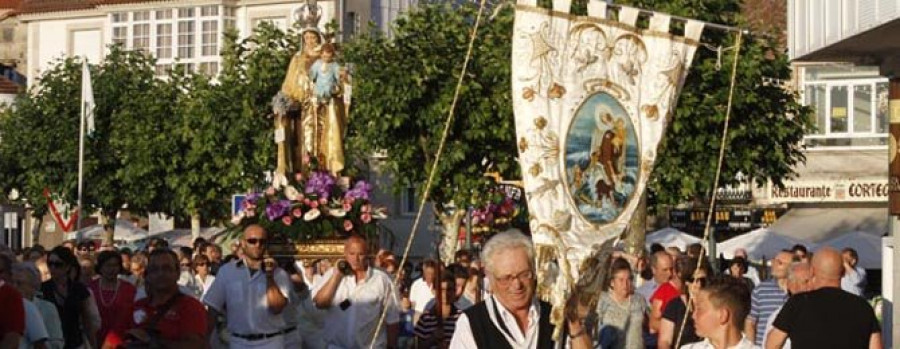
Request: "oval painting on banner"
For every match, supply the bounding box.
[564,92,640,225]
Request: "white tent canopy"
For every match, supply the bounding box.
[66,219,149,243]
[646,227,702,251]
[717,227,811,261]
[817,231,883,269]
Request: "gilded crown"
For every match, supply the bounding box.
[294,0,322,31]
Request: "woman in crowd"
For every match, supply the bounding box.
[658,256,712,349]
[40,246,97,349]
[192,254,215,298]
[88,251,136,348]
[595,257,648,349]
[126,252,147,293]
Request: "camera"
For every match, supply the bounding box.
[338,260,353,276]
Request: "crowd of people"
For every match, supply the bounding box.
[0,226,883,349]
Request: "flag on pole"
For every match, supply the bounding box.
[81,61,95,134]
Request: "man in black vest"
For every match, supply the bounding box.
[449,229,555,348]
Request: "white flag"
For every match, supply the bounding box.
[81,61,95,134]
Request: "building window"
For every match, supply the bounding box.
[1,27,13,43]
[133,11,150,21]
[401,187,418,215]
[156,23,172,59]
[178,8,195,19]
[156,9,172,20]
[201,20,218,56]
[802,65,889,148]
[199,62,219,76]
[112,26,128,46]
[111,12,128,23]
[201,5,219,17]
[177,21,195,58]
[132,23,150,51]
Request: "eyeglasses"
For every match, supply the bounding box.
[245,238,267,245]
[494,270,534,287]
[686,276,707,287]
[48,261,66,269]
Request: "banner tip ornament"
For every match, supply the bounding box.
[512,1,705,339]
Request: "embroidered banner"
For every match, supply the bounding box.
[512,0,704,333]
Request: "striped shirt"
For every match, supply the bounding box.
[414,304,462,348]
[749,279,788,345]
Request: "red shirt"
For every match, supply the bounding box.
[650,281,680,313]
[90,279,137,347]
[133,293,207,341]
[0,281,24,337]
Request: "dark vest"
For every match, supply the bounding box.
[464,299,556,348]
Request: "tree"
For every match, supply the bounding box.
[0,47,175,245]
[344,2,520,258]
[164,23,301,235]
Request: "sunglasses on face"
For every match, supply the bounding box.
[686,276,707,287]
[245,238,267,245]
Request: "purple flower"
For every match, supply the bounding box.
[266,200,291,221]
[246,192,261,205]
[305,171,336,200]
[345,180,372,201]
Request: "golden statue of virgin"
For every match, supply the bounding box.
[273,0,348,180]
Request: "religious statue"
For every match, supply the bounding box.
[273,0,349,181]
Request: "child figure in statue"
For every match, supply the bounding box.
[309,43,341,103]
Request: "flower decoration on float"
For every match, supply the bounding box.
[233,158,386,241]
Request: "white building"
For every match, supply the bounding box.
[788,0,899,345]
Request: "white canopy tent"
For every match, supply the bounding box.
[645,227,702,251]
[717,227,811,261]
[153,228,225,247]
[818,231,883,269]
[66,219,149,243]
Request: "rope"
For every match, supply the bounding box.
[367,0,490,347]
[674,30,743,348]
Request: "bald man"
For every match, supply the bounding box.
[765,248,881,349]
[312,235,399,348]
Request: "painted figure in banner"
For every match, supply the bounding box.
[565,92,639,225]
[274,0,348,179]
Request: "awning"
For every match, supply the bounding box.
[769,207,887,244]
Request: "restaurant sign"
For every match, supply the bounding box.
[762,178,889,203]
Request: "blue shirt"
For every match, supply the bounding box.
[749,279,788,345]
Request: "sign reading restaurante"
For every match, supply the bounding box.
[763,178,889,203]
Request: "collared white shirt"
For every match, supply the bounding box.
[202,259,292,347]
[409,277,434,313]
[449,296,541,349]
[311,267,400,348]
[841,266,866,296]
[636,279,659,304]
[680,334,759,349]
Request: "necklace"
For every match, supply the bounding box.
[98,279,119,308]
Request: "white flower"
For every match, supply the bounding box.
[284,185,302,201]
[372,207,388,220]
[230,212,245,225]
[272,173,288,189]
[303,208,321,221]
[329,208,347,217]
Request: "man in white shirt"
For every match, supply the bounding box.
[840,248,866,296]
[312,235,399,348]
[203,224,292,349]
[409,259,438,322]
[682,276,757,349]
[449,229,555,348]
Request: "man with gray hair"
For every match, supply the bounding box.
[449,229,555,348]
[762,262,812,349]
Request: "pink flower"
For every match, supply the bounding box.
[302,153,311,165]
[309,200,319,209]
[294,172,304,182]
[292,208,303,218]
[319,198,328,205]
[282,216,293,225]
[342,202,352,211]
[303,198,311,205]
[343,219,354,231]
[361,204,371,213]
[265,187,276,196]
[361,213,372,224]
